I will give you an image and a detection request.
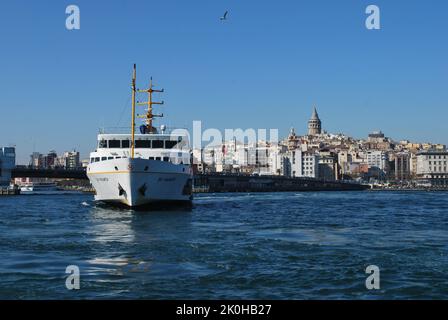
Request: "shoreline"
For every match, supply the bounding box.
[369,188,448,192]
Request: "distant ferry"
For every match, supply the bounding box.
[20,182,58,194]
[86,65,193,208]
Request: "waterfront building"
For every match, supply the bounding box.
[191,148,207,174]
[337,150,352,177]
[234,146,248,170]
[307,107,322,136]
[394,152,411,181]
[318,150,339,181]
[283,151,295,178]
[0,147,16,186]
[355,150,389,181]
[261,143,286,176]
[416,150,448,187]
[63,150,80,169]
[29,152,43,168]
[349,163,369,177]
[285,148,319,178]
[202,147,217,172]
[56,155,67,168]
[365,150,388,171]
[43,150,58,169]
[409,152,418,177]
[200,141,266,174]
[302,152,319,178]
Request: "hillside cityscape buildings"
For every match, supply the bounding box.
[0,149,83,189]
[1,108,448,188]
[193,108,448,188]
[28,150,82,170]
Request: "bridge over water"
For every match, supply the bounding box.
[12,167,87,180]
[11,167,369,192]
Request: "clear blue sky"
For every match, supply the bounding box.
[0,0,447,164]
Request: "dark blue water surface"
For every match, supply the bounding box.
[0,191,447,299]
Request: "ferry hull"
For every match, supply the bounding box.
[87,158,193,208]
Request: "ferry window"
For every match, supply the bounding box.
[152,140,164,148]
[90,158,94,163]
[99,140,107,148]
[136,140,151,148]
[108,140,120,148]
[101,157,107,161]
[155,157,161,161]
[115,156,121,159]
[165,140,178,149]
[121,140,130,148]
[108,157,113,160]
[163,157,169,162]
[95,157,100,162]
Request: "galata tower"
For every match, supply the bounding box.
[307,107,322,136]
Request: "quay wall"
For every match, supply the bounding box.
[0,187,20,196]
[11,168,370,193]
[194,174,370,193]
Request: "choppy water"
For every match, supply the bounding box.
[0,191,447,299]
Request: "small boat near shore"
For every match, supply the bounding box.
[20,182,59,194]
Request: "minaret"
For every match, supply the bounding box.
[307,106,322,136]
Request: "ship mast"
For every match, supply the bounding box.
[137,77,164,133]
[131,64,137,159]
[130,65,165,158]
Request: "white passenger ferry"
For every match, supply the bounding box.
[87,65,193,207]
[20,182,58,194]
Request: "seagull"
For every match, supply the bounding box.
[220,11,228,21]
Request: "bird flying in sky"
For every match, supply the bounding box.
[220,11,228,21]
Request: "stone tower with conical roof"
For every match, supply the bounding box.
[307,107,322,136]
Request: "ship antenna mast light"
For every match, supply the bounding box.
[137,76,165,134]
[130,65,165,159]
